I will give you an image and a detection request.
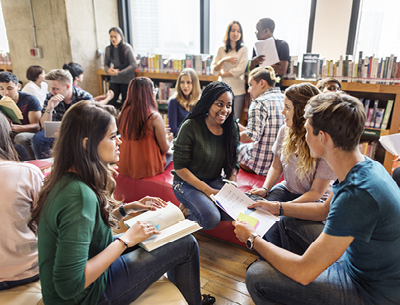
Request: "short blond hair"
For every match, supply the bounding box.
[249,66,280,87]
[45,69,73,85]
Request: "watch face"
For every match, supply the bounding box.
[246,239,252,249]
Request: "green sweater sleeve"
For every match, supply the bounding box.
[38,173,111,304]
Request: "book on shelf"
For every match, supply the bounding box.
[0,96,23,124]
[374,108,385,129]
[124,201,201,252]
[211,183,279,237]
[366,108,374,128]
[381,100,394,130]
[301,54,319,79]
[369,100,379,128]
[359,141,378,159]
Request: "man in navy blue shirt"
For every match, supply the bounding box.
[0,72,41,160]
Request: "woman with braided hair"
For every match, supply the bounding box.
[172,81,239,230]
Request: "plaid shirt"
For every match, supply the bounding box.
[42,87,93,122]
[238,87,284,175]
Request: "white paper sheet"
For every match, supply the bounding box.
[379,133,400,156]
[254,37,280,67]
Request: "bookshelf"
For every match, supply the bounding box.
[282,80,400,173]
[0,64,12,72]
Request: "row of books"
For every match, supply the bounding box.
[0,52,11,65]
[362,99,393,129]
[294,52,400,84]
[359,141,379,160]
[155,82,176,102]
[137,54,214,75]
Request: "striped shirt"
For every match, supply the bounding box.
[238,87,284,175]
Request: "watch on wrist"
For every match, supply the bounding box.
[246,232,260,250]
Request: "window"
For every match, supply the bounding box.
[354,0,400,58]
[0,5,9,53]
[209,0,312,59]
[130,0,200,56]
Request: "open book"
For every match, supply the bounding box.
[0,96,23,124]
[124,202,201,252]
[254,37,279,67]
[211,184,279,237]
[379,133,400,156]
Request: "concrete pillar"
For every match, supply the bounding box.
[1,0,118,95]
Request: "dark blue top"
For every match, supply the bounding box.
[17,91,42,125]
[167,98,189,137]
[324,157,400,304]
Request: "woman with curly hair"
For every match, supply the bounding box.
[250,83,336,203]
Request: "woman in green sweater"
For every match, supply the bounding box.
[29,101,206,305]
[173,81,239,230]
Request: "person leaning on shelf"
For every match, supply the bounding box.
[117,77,173,179]
[29,100,210,305]
[168,68,201,137]
[234,92,400,304]
[63,62,114,105]
[211,20,248,120]
[104,26,137,110]
[172,82,239,231]
[237,66,285,175]
[316,77,342,92]
[0,114,43,291]
[249,18,290,81]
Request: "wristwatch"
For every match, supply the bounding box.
[246,232,260,250]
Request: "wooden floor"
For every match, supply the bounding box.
[194,233,257,305]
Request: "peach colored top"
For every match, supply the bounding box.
[118,113,166,179]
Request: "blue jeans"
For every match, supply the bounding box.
[266,184,302,202]
[246,217,365,304]
[173,178,233,230]
[97,234,201,305]
[0,274,39,291]
[32,130,55,159]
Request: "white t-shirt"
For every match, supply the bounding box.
[21,81,49,107]
[0,161,43,281]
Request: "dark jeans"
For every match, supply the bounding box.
[108,83,129,109]
[32,130,55,159]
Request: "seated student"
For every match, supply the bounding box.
[117,77,173,179]
[32,69,93,159]
[316,77,341,92]
[21,65,48,106]
[234,92,400,305]
[237,66,284,175]
[0,72,41,160]
[62,62,114,105]
[173,82,238,231]
[250,83,336,203]
[29,101,212,305]
[168,68,201,137]
[0,114,43,290]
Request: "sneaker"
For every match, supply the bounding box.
[202,294,216,305]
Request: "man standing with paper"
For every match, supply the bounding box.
[249,18,290,78]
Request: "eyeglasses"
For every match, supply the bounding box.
[153,87,159,95]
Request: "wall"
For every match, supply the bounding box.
[0,0,118,95]
[312,0,353,60]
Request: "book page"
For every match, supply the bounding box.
[214,183,279,237]
[140,219,201,251]
[254,37,279,67]
[379,133,400,156]
[0,96,23,124]
[124,201,184,231]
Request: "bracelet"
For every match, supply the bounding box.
[119,205,127,217]
[45,109,53,114]
[278,202,284,216]
[262,186,269,196]
[116,237,129,249]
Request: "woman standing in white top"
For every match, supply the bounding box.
[211,21,248,120]
[21,65,48,107]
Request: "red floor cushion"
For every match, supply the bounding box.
[114,163,281,247]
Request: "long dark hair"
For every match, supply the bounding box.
[118,77,158,141]
[224,21,244,53]
[0,114,18,161]
[29,101,119,233]
[109,27,130,66]
[185,81,238,178]
[62,62,84,80]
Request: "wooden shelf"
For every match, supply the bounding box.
[0,64,12,72]
[282,79,400,173]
